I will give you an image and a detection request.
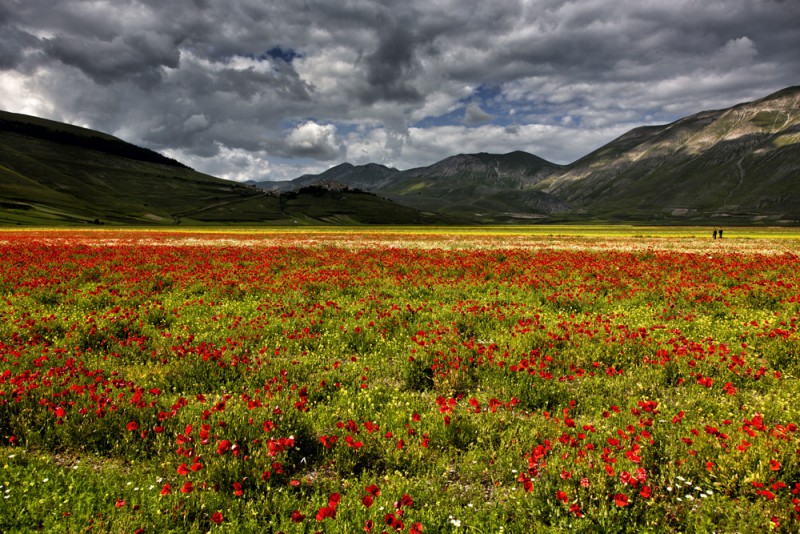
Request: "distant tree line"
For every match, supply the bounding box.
[0,117,191,170]
[296,184,373,196]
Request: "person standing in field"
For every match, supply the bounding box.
[713,229,717,239]
[719,229,723,239]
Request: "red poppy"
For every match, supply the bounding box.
[180,481,193,494]
[362,495,374,508]
[210,511,224,524]
[176,463,190,476]
[216,439,231,455]
[126,421,138,432]
[315,505,336,521]
[345,435,364,449]
[366,484,381,496]
[614,493,629,507]
[291,510,306,523]
[385,513,404,531]
[160,484,171,496]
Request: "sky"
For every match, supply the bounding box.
[1,0,799,182]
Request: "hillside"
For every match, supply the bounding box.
[536,86,800,223]
[0,111,448,225]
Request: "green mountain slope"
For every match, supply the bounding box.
[0,110,268,225]
[0,111,446,225]
[536,86,800,223]
[379,151,566,218]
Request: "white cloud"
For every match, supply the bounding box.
[286,121,341,160]
[183,114,209,132]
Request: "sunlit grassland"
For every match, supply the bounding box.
[4,224,800,239]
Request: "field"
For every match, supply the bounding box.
[0,227,799,533]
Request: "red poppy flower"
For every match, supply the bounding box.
[210,511,223,524]
[177,463,190,476]
[614,493,629,507]
[291,510,305,523]
[362,495,374,508]
[160,484,171,496]
[315,504,336,521]
[365,484,381,496]
[126,421,139,432]
[216,439,231,455]
[180,481,193,494]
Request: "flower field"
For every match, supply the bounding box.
[0,229,798,533]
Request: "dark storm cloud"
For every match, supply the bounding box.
[0,24,36,70]
[1,0,799,181]
[359,22,423,104]
[42,32,180,86]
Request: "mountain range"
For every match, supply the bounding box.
[255,86,800,224]
[2,86,799,225]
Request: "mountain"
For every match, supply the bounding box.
[255,151,568,221]
[0,110,266,224]
[536,86,800,223]
[4,86,799,226]
[0,111,449,225]
[256,162,400,193]
[263,86,800,224]
[380,151,566,217]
